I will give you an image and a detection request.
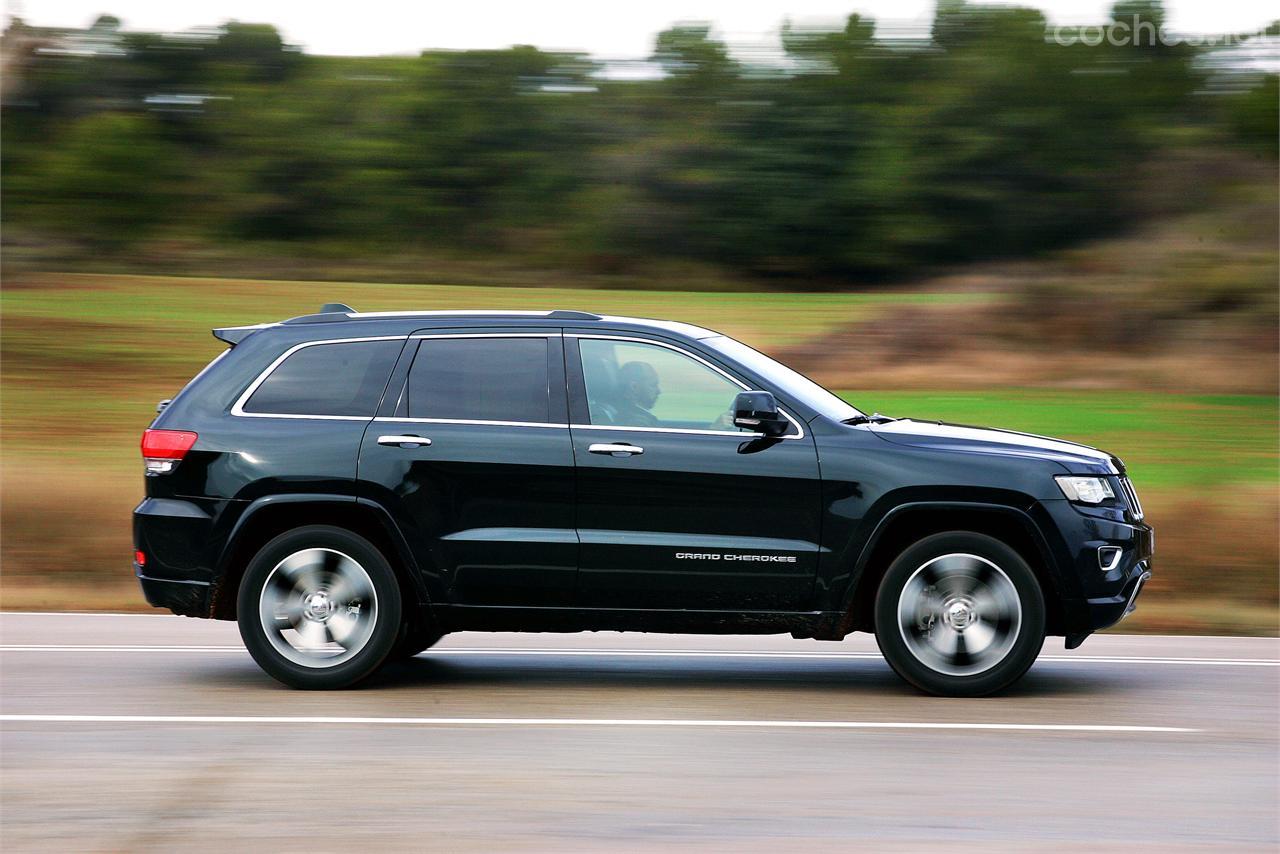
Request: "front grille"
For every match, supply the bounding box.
[1118,476,1144,520]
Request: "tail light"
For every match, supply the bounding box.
[141,429,198,475]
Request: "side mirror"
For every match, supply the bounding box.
[732,391,788,437]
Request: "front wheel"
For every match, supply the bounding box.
[237,525,402,689]
[874,532,1045,697]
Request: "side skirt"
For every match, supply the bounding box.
[434,605,840,637]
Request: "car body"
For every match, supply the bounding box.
[135,304,1153,694]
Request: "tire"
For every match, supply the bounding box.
[237,525,402,689]
[388,620,444,662]
[874,531,1045,697]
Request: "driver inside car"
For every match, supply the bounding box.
[614,361,662,427]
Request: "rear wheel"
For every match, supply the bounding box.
[237,525,401,689]
[874,531,1045,697]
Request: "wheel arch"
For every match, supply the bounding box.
[837,502,1067,638]
[211,494,429,621]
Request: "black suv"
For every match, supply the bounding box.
[135,304,1153,696]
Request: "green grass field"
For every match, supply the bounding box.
[1,273,1275,632]
[6,274,1274,493]
[1,273,988,453]
[4,271,991,359]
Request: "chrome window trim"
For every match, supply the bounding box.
[410,332,554,340]
[569,334,806,440]
[233,412,375,422]
[231,335,406,420]
[570,423,763,438]
[356,310,558,319]
[373,416,565,429]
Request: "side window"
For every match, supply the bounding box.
[244,339,401,416]
[407,337,553,424]
[578,339,746,431]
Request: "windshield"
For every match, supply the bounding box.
[703,336,862,422]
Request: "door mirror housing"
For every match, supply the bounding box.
[732,391,788,437]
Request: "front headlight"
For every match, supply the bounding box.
[1055,475,1115,504]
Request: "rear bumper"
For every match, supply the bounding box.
[133,497,223,618]
[136,566,212,618]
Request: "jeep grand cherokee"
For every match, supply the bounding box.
[135,304,1153,695]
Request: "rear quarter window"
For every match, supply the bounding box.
[242,339,402,417]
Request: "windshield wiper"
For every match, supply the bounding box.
[843,412,898,426]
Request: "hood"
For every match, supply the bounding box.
[868,419,1120,473]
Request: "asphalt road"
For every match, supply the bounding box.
[1,613,1276,851]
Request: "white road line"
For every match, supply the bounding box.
[0,612,168,617]
[1,645,1275,666]
[0,646,245,653]
[0,714,1198,733]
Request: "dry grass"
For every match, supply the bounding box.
[0,463,141,589]
[1124,487,1279,635]
[781,160,1279,395]
[0,579,153,613]
[787,303,1278,394]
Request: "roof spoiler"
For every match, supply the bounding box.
[214,304,355,344]
[212,323,272,345]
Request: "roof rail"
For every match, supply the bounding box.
[282,302,358,325]
[280,307,605,325]
[547,310,601,320]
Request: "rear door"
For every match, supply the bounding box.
[357,329,577,606]
[221,335,405,500]
[567,334,823,611]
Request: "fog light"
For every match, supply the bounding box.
[1098,546,1122,572]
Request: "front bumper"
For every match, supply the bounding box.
[1081,558,1152,632]
[1040,499,1154,647]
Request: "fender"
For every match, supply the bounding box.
[835,498,1073,625]
[215,493,432,606]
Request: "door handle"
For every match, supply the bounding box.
[588,443,643,457]
[378,435,431,448]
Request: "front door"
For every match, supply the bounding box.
[567,335,822,611]
[357,330,577,606]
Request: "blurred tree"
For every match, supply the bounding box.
[22,113,186,247]
[651,24,736,95]
[0,5,1258,281]
[1223,74,1279,157]
[399,46,589,243]
[212,22,300,82]
[1107,1,1200,122]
